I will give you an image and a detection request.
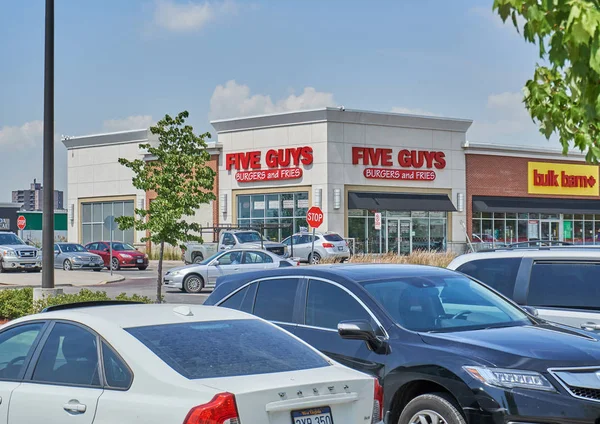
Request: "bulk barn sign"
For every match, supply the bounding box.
[225,147,313,183]
[352,147,447,181]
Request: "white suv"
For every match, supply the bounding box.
[448,248,600,333]
[282,231,351,263]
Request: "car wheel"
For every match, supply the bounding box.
[0,260,5,273]
[309,252,321,264]
[63,259,72,271]
[138,266,148,271]
[399,394,466,424]
[111,258,120,271]
[183,274,204,293]
[192,253,204,264]
[93,268,102,272]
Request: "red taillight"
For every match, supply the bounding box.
[322,242,334,248]
[372,378,383,424]
[183,393,240,424]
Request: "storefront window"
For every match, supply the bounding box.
[585,220,595,244]
[518,220,528,242]
[81,200,135,245]
[574,220,584,244]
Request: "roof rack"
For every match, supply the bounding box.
[42,300,144,313]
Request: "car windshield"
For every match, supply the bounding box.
[0,233,25,245]
[235,232,264,243]
[126,319,329,379]
[199,251,223,265]
[111,243,136,251]
[60,244,87,253]
[361,275,531,333]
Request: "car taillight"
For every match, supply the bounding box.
[372,378,383,424]
[322,242,334,248]
[183,393,240,424]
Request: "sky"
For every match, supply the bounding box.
[0,0,554,201]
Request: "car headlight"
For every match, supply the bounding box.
[464,366,555,391]
[121,254,132,259]
[169,270,183,276]
[2,250,16,257]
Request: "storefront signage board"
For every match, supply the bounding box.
[374,213,382,230]
[226,147,313,184]
[0,218,9,231]
[352,147,446,181]
[528,162,599,196]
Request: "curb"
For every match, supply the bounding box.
[92,275,126,286]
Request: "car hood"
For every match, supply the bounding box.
[0,244,35,251]
[419,323,600,370]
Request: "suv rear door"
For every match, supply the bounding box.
[522,260,600,332]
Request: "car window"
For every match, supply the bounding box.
[102,342,132,389]
[32,323,100,387]
[244,251,273,264]
[235,232,263,243]
[323,234,344,242]
[218,251,242,265]
[220,283,258,313]
[222,233,235,245]
[305,280,373,330]
[54,244,59,252]
[0,323,44,380]
[527,262,600,309]
[87,243,97,251]
[253,278,299,323]
[456,258,521,298]
[281,237,291,246]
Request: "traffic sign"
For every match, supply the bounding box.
[306,206,324,229]
[17,215,26,231]
[374,212,382,230]
[104,215,117,231]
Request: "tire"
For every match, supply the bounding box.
[138,266,148,271]
[93,268,102,272]
[309,252,321,265]
[0,260,5,273]
[192,253,204,264]
[111,257,120,271]
[183,274,204,293]
[398,394,466,424]
[63,260,72,271]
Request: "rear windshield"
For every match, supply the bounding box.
[126,319,329,379]
[323,234,344,242]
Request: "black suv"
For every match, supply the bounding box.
[206,264,600,424]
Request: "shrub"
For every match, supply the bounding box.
[321,251,457,268]
[0,288,153,321]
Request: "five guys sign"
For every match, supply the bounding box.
[352,147,446,181]
[226,146,313,183]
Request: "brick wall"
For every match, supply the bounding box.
[465,154,600,236]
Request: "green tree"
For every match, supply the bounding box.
[116,111,216,302]
[494,0,600,162]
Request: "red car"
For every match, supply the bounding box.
[84,241,149,271]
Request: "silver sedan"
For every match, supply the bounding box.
[54,242,105,271]
[164,249,297,293]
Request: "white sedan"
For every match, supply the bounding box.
[0,302,383,424]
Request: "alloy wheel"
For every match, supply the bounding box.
[63,260,72,271]
[408,410,447,424]
[184,275,203,293]
[111,257,120,271]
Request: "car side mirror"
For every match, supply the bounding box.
[338,320,388,354]
[104,248,110,252]
[54,250,59,255]
[522,306,539,317]
[212,260,220,266]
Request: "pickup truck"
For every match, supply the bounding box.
[182,229,288,264]
[0,231,42,273]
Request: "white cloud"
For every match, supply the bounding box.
[390,107,439,117]
[154,0,237,32]
[0,120,44,150]
[209,80,336,120]
[103,115,154,132]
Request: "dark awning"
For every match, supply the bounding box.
[348,192,456,212]
[473,196,600,214]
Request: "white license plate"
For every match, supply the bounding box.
[291,406,333,424]
[136,259,143,263]
[337,246,344,251]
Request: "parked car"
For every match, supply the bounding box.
[206,264,600,424]
[282,231,350,263]
[0,231,41,273]
[53,242,104,271]
[183,229,288,264]
[449,248,600,332]
[0,301,383,424]
[84,241,149,271]
[507,240,573,248]
[165,248,298,293]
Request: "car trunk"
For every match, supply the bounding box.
[198,366,374,424]
[323,235,348,253]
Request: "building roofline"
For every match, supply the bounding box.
[464,141,587,160]
[211,107,473,133]
[61,129,149,150]
[0,203,23,209]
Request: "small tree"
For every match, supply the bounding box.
[116,111,216,302]
[494,0,600,162]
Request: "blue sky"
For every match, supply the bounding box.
[0,0,549,201]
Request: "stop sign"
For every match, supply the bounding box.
[17,215,26,231]
[306,206,324,229]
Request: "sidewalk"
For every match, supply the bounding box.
[0,269,125,288]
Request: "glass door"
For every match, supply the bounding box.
[540,221,560,241]
[386,219,399,254]
[399,220,412,255]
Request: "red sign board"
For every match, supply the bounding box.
[226,146,313,184]
[17,215,26,230]
[235,168,303,183]
[306,206,324,229]
[363,168,436,181]
[352,147,445,181]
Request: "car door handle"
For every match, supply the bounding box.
[581,322,600,331]
[63,401,86,413]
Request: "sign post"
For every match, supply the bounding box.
[375,212,382,252]
[104,216,117,276]
[306,206,324,264]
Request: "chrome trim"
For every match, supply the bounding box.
[548,366,600,403]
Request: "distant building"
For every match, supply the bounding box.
[12,179,64,211]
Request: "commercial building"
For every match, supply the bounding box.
[0,203,23,233]
[12,179,64,211]
[62,107,600,254]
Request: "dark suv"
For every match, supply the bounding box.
[206,264,600,424]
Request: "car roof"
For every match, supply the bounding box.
[449,248,600,269]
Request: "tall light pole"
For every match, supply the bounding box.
[41,0,55,292]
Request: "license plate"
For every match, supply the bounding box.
[24,264,33,268]
[291,406,333,424]
[338,246,344,251]
[136,259,143,263]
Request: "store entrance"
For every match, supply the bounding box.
[540,220,560,241]
[386,219,412,254]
